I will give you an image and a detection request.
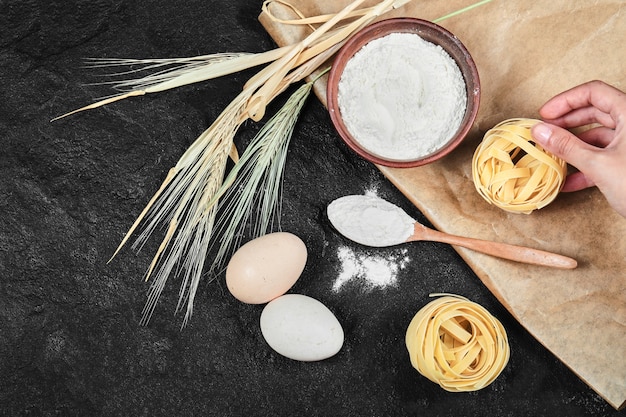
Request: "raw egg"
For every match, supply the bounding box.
[225,232,307,304]
[260,294,344,361]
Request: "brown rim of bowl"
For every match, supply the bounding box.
[326,17,480,168]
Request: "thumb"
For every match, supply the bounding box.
[531,122,595,170]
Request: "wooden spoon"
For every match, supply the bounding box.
[408,221,577,269]
[327,194,577,270]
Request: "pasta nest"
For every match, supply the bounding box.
[405,294,510,392]
[472,118,567,214]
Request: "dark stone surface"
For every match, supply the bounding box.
[1,1,623,416]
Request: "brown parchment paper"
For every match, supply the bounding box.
[259,0,626,410]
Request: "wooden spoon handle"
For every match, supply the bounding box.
[417,227,577,269]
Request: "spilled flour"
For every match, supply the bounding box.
[330,185,412,291]
[332,246,410,292]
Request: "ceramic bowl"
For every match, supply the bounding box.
[326,18,480,168]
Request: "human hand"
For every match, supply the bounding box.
[531,80,626,217]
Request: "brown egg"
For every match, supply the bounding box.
[225,232,307,304]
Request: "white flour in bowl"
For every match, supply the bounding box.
[337,32,467,161]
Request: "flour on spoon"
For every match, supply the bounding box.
[327,194,415,247]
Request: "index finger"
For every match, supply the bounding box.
[539,80,626,126]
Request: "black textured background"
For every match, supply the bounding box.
[1,1,624,416]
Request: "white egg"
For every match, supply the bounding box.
[260,294,344,362]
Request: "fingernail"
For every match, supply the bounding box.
[532,123,552,143]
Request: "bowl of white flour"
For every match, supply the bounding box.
[327,18,480,167]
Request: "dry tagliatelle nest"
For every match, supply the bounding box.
[472,118,567,214]
[55,0,494,327]
[405,294,510,391]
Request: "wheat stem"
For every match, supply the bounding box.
[208,73,324,278]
